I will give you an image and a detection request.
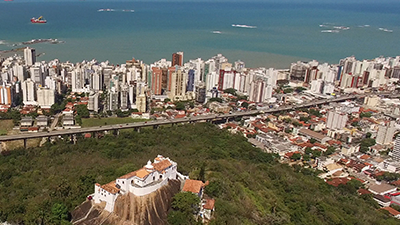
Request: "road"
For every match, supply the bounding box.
[0,94,359,143]
[39,113,61,146]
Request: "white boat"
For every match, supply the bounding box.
[321,30,340,33]
[232,24,257,29]
[212,31,222,34]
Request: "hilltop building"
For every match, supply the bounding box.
[93,155,184,212]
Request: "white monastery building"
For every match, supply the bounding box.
[93,155,183,212]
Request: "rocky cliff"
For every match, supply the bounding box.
[72,179,181,225]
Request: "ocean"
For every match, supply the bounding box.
[0,1,399,68]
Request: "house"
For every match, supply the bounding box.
[373,194,391,207]
[380,207,400,219]
[200,198,215,222]
[20,116,33,127]
[36,115,48,127]
[63,115,75,126]
[299,128,331,144]
[94,155,184,212]
[182,179,208,198]
[369,183,397,195]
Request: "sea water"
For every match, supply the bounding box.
[0,1,399,68]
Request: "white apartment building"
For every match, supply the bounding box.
[326,111,348,130]
[37,87,55,108]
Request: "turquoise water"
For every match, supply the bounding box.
[0,1,399,68]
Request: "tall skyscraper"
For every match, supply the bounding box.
[151,67,163,95]
[326,111,348,130]
[0,84,13,105]
[24,47,36,66]
[392,136,400,161]
[172,52,183,66]
[376,121,396,145]
[37,87,55,108]
[22,78,36,105]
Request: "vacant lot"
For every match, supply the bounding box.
[0,120,15,135]
[81,117,150,127]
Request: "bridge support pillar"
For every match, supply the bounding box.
[134,127,141,133]
[113,129,120,136]
[23,139,27,149]
[153,125,159,130]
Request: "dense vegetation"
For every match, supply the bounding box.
[0,123,398,224]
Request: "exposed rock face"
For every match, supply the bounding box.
[72,179,181,225]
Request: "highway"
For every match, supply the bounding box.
[0,94,358,143]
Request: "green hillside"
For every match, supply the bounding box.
[0,123,397,224]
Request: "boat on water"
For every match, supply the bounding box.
[212,31,222,34]
[232,24,257,29]
[31,16,46,24]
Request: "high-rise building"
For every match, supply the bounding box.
[0,84,13,105]
[120,85,129,110]
[290,61,309,82]
[88,92,99,112]
[376,121,396,145]
[187,69,195,92]
[37,87,55,108]
[22,78,36,105]
[136,81,147,113]
[195,82,206,103]
[30,66,44,86]
[392,136,400,161]
[168,68,187,101]
[24,47,36,66]
[326,111,348,130]
[151,67,163,95]
[172,52,183,66]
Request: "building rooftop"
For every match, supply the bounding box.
[101,181,120,194]
[203,199,215,210]
[182,179,204,194]
[369,183,396,194]
[380,207,400,216]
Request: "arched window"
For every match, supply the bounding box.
[160,175,162,179]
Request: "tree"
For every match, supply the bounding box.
[164,98,171,103]
[198,163,206,182]
[75,104,89,118]
[360,138,376,148]
[366,132,372,138]
[309,138,317,144]
[360,112,372,118]
[241,102,249,109]
[175,102,186,111]
[208,98,223,103]
[312,150,321,158]
[172,192,200,213]
[303,154,311,161]
[324,146,336,156]
[223,88,237,96]
[299,116,310,123]
[305,147,313,155]
[50,203,69,225]
[291,153,302,161]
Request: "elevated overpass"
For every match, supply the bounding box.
[0,94,360,148]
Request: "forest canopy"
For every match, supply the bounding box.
[0,123,397,224]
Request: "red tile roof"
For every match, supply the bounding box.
[203,199,215,210]
[380,207,400,216]
[182,179,205,194]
